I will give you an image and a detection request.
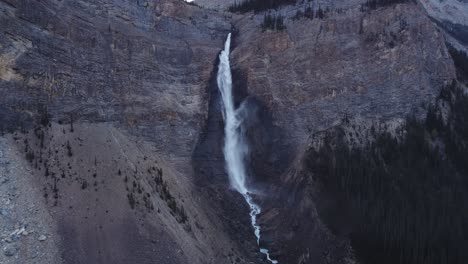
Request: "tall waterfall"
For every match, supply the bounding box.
[217,33,279,264]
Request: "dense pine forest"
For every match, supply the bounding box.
[306,79,468,264]
[229,0,413,13]
[293,6,327,20]
[261,13,286,31]
[228,0,295,13]
[307,81,468,264]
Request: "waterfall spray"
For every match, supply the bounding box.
[217,33,278,264]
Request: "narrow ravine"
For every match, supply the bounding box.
[217,33,279,264]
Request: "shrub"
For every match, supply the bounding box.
[81,180,88,190]
[127,193,136,209]
[66,141,73,157]
[26,151,35,162]
[39,105,50,127]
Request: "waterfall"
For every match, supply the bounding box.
[217,33,279,264]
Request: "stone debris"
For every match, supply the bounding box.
[3,245,17,257]
[10,227,25,237]
[0,138,61,263]
[0,177,9,184]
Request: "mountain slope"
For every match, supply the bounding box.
[0,1,262,263]
[227,0,457,263]
[0,0,465,264]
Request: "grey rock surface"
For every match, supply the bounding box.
[0,137,62,264]
[228,1,456,263]
[0,1,256,264]
[3,244,17,257]
[232,1,454,160]
[0,0,463,264]
[419,0,468,54]
[0,0,230,163]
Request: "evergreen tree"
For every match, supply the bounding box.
[306,81,468,264]
[261,13,286,31]
[228,0,296,14]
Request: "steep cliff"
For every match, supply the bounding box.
[0,1,261,264]
[0,0,232,160]
[0,0,465,264]
[227,0,456,263]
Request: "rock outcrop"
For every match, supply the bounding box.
[0,0,230,162]
[0,1,260,264]
[419,0,468,54]
[228,0,456,263]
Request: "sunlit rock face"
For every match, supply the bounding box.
[0,0,230,162]
[419,0,468,54]
[419,0,468,26]
[0,1,249,264]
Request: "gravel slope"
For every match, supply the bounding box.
[0,137,62,264]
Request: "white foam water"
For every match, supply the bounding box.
[217,33,278,264]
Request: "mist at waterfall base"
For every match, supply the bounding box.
[217,33,279,264]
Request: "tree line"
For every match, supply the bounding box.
[228,0,296,13]
[292,5,329,20]
[361,0,414,11]
[306,80,468,264]
[261,13,286,31]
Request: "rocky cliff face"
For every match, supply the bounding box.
[0,0,231,161]
[232,1,454,160]
[419,0,468,54]
[228,0,456,263]
[0,0,463,264]
[0,1,257,264]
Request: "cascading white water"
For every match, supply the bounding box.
[217,33,279,264]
